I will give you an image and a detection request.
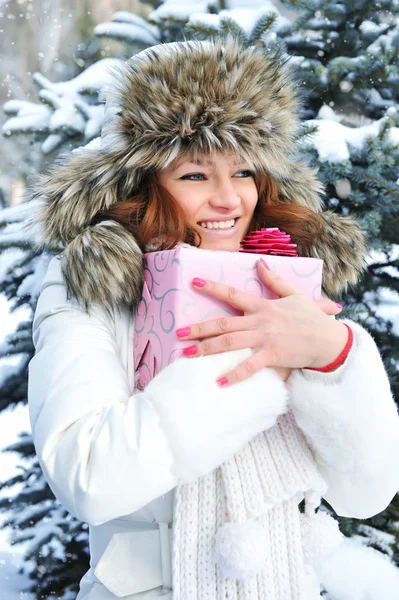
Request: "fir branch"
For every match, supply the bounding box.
[293,123,320,142]
[219,17,248,45]
[0,239,33,251]
[285,0,319,13]
[0,474,27,494]
[249,13,277,45]
[3,433,35,456]
[152,16,188,28]
[185,23,220,40]
[351,168,399,199]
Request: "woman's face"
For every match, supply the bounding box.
[158,152,259,251]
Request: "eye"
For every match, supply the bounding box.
[180,173,207,181]
[234,170,254,178]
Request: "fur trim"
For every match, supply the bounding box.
[62,221,144,312]
[287,319,399,519]
[145,348,288,482]
[30,36,367,310]
[306,211,368,297]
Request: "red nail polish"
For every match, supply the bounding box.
[216,376,228,387]
[183,345,197,357]
[335,303,343,309]
[192,278,206,287]
[176,327,191,338]
[259,258,271,271]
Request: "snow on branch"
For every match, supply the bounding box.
[149,0,290,39]
[95,11,159,45]
[304,114,399,163]
[2,59,121,155]
[189,5,289,38]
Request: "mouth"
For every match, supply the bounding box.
[198,217,240,236]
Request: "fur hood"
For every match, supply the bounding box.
[30,36,367,312]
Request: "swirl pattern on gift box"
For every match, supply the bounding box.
[133,247,323,391]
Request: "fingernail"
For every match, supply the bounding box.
[183,345,197,357]
[176,327,191,338]
[192,278,206,287]
[335,303,343,309]
[259,258,271,271]
[216,376,228,387]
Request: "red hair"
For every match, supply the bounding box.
[96,171,324,255]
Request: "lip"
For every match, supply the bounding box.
[198,217,240,237]
[198,217,241,223]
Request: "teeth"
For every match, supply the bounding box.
[200,219,235,230]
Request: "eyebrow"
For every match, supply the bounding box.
[175,157,247,169]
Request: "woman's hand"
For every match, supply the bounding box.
[175,259,348,387]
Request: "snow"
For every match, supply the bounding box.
[372,288,399,336]
[16,254,50,301]
[2,104,51,137]
[189,12,219,29]
[79,136,101,152]
[45,92,87,135]
[0,357,32,595]
[367,30,397,56]
[188,5,290,36]
[112,10,159,31]
[0,282,32,597]
[94,10,159,46]
[33,58,120,97]
[226,0,276,6]
[150,0,290,34]
[317,105,342,122]
[0,221,33,248]
[355,524,396,558]
[366,87,397,109]
[40,132,65,154]
[0,355,25,389]
[317,537,399,600]
[0,551,34,600]
[359,20,385,35]
[363,246,399,336]
[304,117,399,163]
[149,0,211,23]
[2,59,121,154]
[94,22,159,45]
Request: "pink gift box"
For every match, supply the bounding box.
[133,246,323,391]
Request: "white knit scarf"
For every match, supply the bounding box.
[171,411,339,599]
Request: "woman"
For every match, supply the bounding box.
[28,37,399,599]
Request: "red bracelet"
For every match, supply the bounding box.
[306,324,353,373]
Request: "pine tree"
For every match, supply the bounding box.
[1,1,398,597]
[276,0,399,568]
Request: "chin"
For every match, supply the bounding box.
[200,240,241,252]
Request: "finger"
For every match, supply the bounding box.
[257,258,301,298]
[185,330,261,358]
[215,350,269,388]
[314,298,343,316]
[176,315,255,340]
[191,277,264,313]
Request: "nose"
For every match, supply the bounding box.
[208,175,241,211]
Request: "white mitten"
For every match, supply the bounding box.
[144,349,288,481]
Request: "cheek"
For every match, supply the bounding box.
[244,183,259,216]
[173,190,203,223]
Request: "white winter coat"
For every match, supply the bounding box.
[28,256,399,600]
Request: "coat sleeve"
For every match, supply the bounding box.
[28,257,288,526]
[287,319,399,518]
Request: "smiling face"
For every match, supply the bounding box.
[157,152,259,251]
